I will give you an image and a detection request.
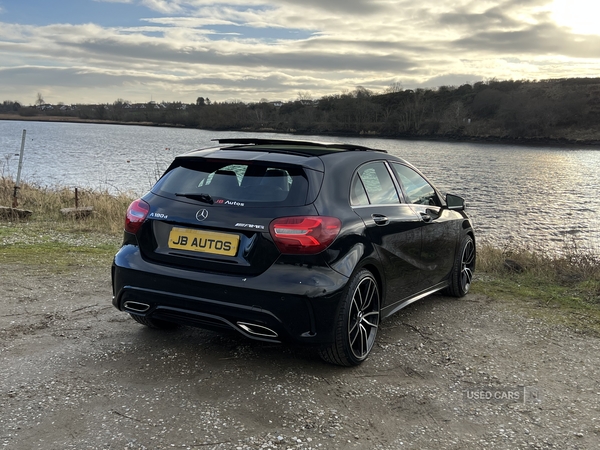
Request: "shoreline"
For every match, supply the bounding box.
[0,113,157,127]
[3,114,600,149]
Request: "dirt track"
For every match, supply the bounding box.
[1,263,599,449]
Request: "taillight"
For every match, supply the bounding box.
[125,199,150,234]
[269,216,341,255]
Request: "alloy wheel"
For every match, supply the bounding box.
[460,238,476,293]
[347,275,380,360]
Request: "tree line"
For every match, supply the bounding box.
[2,77,600,142]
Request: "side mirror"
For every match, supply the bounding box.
[446,193,465,211]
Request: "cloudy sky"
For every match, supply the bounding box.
[0,0,599,105]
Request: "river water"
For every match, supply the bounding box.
[1,120,599,255]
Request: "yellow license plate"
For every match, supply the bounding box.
[168,227,239,257]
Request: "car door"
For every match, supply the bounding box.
[350,161,424,306]
[390,162,457,287]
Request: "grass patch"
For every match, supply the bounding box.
[0,221,121,273]
[473,242,600,334]
[475,241,600,301]
[1,176,128,272]
[0,240,118,273]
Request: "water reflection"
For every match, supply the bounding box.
[0,121,598,255]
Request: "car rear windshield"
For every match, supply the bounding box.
[152,160,309,206]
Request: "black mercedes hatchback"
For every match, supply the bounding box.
[112,138,475,366]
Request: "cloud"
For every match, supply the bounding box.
[1,0,600,104]
[274,0,388,15]
[0,64,355,104]
[128,0,387,15]
[453,23,600,59]
[417,73,484,88]
[139,0,184,13]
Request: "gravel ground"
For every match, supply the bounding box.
[1,263,599,450]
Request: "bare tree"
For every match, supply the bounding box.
[35,92,45,107]
[297,91,313,101]
[384,82,403,94]
[398,90,428,132]
[353,86,372,98]
[440,100,467,133]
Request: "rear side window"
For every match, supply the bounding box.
[350,175,369,206]
[153,161,309,206]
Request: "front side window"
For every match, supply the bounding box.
[391,163,440,206]
[352,162,399,206]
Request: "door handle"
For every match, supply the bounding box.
[372,214,389,226]
[420,212,432,223]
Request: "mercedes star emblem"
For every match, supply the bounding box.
[196,209,209,221]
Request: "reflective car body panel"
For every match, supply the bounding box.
[410,204,465,286]
[352,203,423,303]
[112,244,347,343]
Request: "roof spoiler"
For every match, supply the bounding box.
[214,138,387,153]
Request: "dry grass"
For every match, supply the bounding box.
[475,240,600,306]
[0,176,133,235]
[477,240,600,282]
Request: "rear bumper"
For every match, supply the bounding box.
[112,245,349,345]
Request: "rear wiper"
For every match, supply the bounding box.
[175,192,214,204]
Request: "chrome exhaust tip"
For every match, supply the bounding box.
[123,301,151,313]
[237,322,278,338]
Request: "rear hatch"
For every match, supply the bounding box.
[136,151,324,276]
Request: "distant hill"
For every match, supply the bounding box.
[3,77,600,145]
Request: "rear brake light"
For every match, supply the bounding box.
[125,199,150,234]
[269,216,341,255]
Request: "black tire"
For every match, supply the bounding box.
[444,234,476,297]
[129,314,179,330]
[319,269,380,366]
